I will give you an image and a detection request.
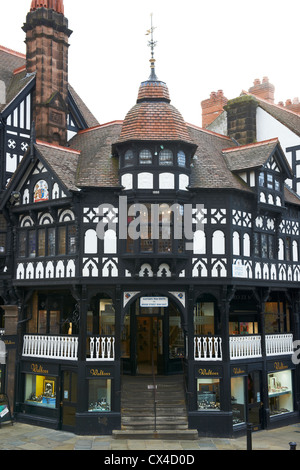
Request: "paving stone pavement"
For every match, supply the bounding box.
[0,422,299,451]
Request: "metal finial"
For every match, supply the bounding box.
[146,13,157,80]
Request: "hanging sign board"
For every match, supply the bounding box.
[0,394,13,427]
[140,297,168,308]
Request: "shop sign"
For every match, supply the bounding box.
[198,368,220,377]
[231,367,247,376]
[273,361,289,371]
[89,368,111,377]
[21,361,58,376]
[140,297,168,308]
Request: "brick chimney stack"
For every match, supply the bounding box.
[201,90,228,128]
[22,0,72,146]
[284,98,300,114]
[248,77,275,103]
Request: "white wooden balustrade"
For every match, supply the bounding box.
[194,336,223,361]
[266,333,294,356]
[230,335,262,359]
[22,335,78,360]
[87,336,115,361]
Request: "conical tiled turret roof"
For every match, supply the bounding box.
[30,0,64,14]
[117,77,194,144]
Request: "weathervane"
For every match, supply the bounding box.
[145,13,157,80]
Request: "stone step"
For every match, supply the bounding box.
[120,374,191,434]
[113,429,199,440]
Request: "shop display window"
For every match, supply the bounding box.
[194,302,215,335]
[197,378,220,411]
[265,301,290,334]
[231,376,246,425]
[24,374,57,408]
[229,320,258,335]
[88,379,111,412]
[268,370,294,416]
[99,299,115,336]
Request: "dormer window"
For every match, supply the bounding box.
[259,171,281,192]
[159,149,173,166]
[124,150,134,167]
[139,149,152,165]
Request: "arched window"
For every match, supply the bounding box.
[177,151,186,167]
[84,229,98,254]
[139,149,152,165]
[233,231,240,256]
[278,238,284,260]
[293,240,298,262]
[212,230,225,255]
[159,149,173,166]
[243,233,250,257]
[193,230,206,254]
[104,229,117,254]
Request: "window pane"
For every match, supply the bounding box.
[99,299,115,335]
[139,149,152,165]
[177,151,186,167]
[68,225,76,254]
[88,379,111,412]
[267,173,273,189]
[159,149,173,166]
[261,234,267,258]
[194,302,215,335]
[124,150,134,167]
[48,228,56,256]
[58,227,66,255]
[25,374,57,409]
[18,231,26,257]
[259,172,265,187]
[38,229,46,257]
[197,378,220,411]
[28,230,36,258]
[158,226,172,252]
[268,370,294,416]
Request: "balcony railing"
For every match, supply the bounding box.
[22,335,116,362]
[87,336,115,361]
[194,334,294,360]
[194,336,223,361]
[230,335,262,359]
[266,333,294,356]
[22,335,78,360]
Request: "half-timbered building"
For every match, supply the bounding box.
[0,1,299,437]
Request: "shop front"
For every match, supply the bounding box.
[231,365,264,431]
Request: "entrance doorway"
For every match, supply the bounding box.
[137,316,163,375]
[121,296,185,376]
[60,369,77,431]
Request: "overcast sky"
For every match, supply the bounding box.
[1,0,300,127]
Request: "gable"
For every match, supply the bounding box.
[20,160,69,205]
[10,158,69,208]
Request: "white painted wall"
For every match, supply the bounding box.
[256,107,300,167]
